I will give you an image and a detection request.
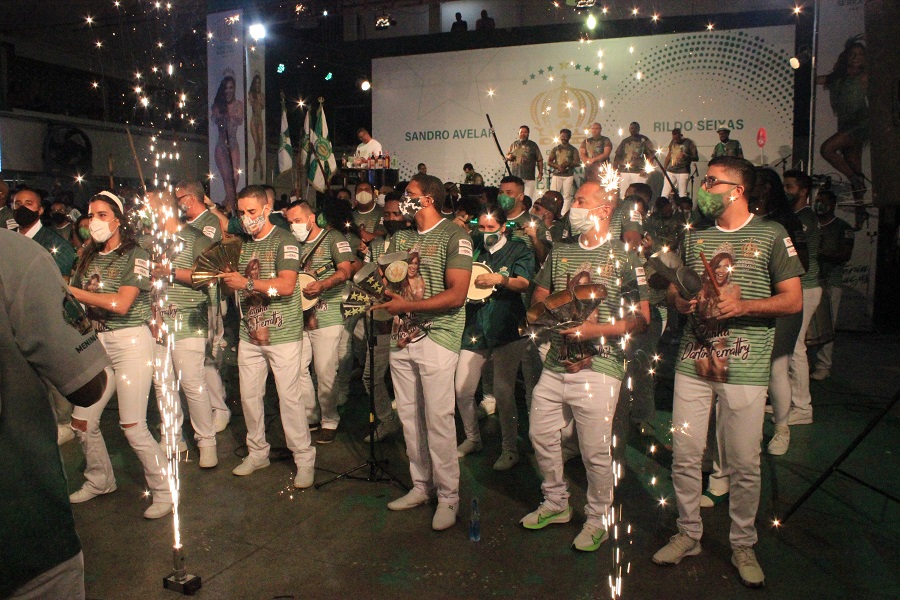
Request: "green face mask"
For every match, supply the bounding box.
[498,193,517,212]
[484,232,501,248]
[78,226,91,241]
[696,186,735,220]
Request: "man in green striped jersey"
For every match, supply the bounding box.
[521,181,650,553]
[220,186,316,489]
[176,180,231,433]
[374,174,472,532]
[653,157,803,588]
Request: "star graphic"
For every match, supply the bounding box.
[538,69,544,75]
[575,63,581,69]
[594,69,600,75]
[522,79,528,85]
[530,73,535,79]
[547,65,553,72]
[602,74,608,80]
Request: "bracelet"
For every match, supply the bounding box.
[501,275,509,287]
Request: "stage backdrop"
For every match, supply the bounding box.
[812,0,874,331]
[207,10,247,207]
[373,25,795,191]
[245,36,266,185]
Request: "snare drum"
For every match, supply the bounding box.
[467,262,494,303]
[297,273,319,312]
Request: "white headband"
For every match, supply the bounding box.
[95,191,124,214]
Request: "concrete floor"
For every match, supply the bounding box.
[62,331,900,600]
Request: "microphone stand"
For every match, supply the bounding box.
[770,154,792,176]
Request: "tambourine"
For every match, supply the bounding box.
[297,272,319,312]
[467,262,494,303]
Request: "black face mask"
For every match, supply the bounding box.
[383,220,408,235]
[14,206,40,228]
[51,212,69,225]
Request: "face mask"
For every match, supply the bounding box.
[356,191,374,206]
[383,220,407,235]
[696,186,736,220]
[316,212,328,228]
[399,196,425,221]
[498,193,517,212]
[78,226,91,241]
[89,218,117,243]
[785,192,800,205]
[13,206,40,228]
[241,211,268,235]
[291,220,311,242]
[814,202,830,215]
[484,232,502,248]
[51,212,69,226]
[568,207,598,234]
[376,193,386,207]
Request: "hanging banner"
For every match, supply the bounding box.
[374,25,795,190]
[813,0,874,331]
[245,36,266,185]
[207,9,246,209]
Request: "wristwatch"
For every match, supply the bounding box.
[245,278,254,292]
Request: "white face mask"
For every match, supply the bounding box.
[375,193,386,207]
[568,207,597,234]
[356,191,374,206]
[291,220,311,242]
[89,218,117,243]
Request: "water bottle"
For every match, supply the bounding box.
[469,498,481,542]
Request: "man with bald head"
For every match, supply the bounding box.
[523,180,650,552]
[579,123,613,183]
[12,188,76,278]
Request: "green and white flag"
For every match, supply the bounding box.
[278,95,293,174]
[305,102,336,192]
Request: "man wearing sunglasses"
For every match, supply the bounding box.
[374,173,472,532]
[653,157,803,588]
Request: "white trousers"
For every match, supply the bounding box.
[299,325,343,429]
[672,373,766,547]
[523,179,537,201]
[530,369,621,527]
[153,337,216,446]
[813,284,843,372]
[768,311,803,427]
[618,173,646,198]
[661,172,690,200]
[455,344,520,453]
[363,332,393,423]
[551,175,576,215]
[789,287,822,420]
[237,340,315,467]
[390,336,460,504]
[72,326,171,502]
[515,337,543,408]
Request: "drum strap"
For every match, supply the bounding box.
[299,226,333,272]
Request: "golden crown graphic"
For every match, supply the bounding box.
[530,76,598,147]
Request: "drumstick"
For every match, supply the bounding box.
[699,251,720,298]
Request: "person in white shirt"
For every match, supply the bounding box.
[356,128,383,159]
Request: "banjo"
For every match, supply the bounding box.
[467,262,495,303]
[297,272,319,312]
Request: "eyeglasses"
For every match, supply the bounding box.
[700,176,740,189]
[176,194,191,202]
[402,191,430,201]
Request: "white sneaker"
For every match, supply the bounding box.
[767,425,790,456]
[387,489,432,511]
[69,485,117,504]
[57,424,75,446]
[213,409,232,433]
[294,466,315,489]
[232,456,270,476]
[652,532,701,565]
[492,451,519,471]
[432,502,457,531]
[143,502,174,520]
[199,445,218,468]
[159,435,188,455]
[520,502,571,529]
[732,546,765,587]
[787,409,813,426]
[457,439,483,457]
[573,522,608,552]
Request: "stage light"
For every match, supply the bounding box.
[586,14,597,29]
[325,72,333,81]
[277,63,286,73]
[360,80,371,91]
[248,24,266,41]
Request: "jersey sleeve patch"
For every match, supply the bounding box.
[203,225,217,239]
[283,245,300,261]
[783,237,797,257]
[336,241,352,254]
[458,238,473,257]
